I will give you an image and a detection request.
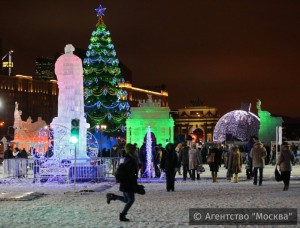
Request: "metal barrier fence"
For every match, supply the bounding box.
[2,159,32,179]
[1,157,125,183]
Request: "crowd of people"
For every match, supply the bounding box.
[106,139,296,222]
[1,139,297,222]
[97,138,297,190]
[4,146,28,159]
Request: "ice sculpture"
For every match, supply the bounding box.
[51,44,89,160]
[126,95,174,148]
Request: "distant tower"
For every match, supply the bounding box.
[51,44,88,160]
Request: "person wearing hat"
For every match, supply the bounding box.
[277,142,295,191]
[106,143,138,222]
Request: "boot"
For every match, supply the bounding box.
[120,213,130,222]
[211,172,215,183]
[235,174,238,183]
[106,193,115,204]
[214,173,218,183]
[231,176,235,183]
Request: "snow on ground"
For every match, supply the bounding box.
[0,165,299,228]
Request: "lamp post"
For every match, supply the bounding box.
[2,50,14,76]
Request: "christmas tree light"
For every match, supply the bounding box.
[83,4,130,137]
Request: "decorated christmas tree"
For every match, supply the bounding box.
[83,5,130,137]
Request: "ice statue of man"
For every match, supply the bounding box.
[54,44,84,117]
[51,44,88,160]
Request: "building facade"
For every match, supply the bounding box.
[173,106,220,143]
[119,82,168,108]
[34,57,55,80]
[0,74,169,137]
[0,74,58,136]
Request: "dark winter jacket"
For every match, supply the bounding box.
[160,149,178,171]
[19,149,28,159]
[208,147,222,172]
[4,149,13,159]
[277,145,295,172]
[119,154,138,193]
[179,146,190,166]
[110,148,120,158]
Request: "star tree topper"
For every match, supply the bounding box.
[95,5,106,17]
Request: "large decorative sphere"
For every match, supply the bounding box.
[213,110,260,142]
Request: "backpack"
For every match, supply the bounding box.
[115,161,128,183]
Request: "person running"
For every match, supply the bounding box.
[106,143,139,222]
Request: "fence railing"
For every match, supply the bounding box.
[2,159,31,179]
[1,157,125,183]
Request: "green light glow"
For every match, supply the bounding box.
[126,106,174,148]
[70,136,79,144]
[258,110,283,143]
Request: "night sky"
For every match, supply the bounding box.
[1,0,300,118]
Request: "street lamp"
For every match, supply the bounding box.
[2,50,14,76]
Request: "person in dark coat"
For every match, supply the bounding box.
[138,143,147,177]
[19,148,28,159]
[106,143,138,222]
[245,136,258,179]
[277,142,295,191]
[4,146,13,159]
[201,145,208,164]
[179,142,191,181]
[110,145,121,175]
[160,143,178,192]
[154,144,164,178]
[208,146,222,183]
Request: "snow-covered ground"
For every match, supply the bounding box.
[0,164,299,228]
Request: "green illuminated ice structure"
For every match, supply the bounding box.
[126,95,174,147]
[257,100,283,143]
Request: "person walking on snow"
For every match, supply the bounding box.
[228,145,242,183]
[277,142,295,191]
[106,143,139,222]
[160,143,178,192]
[250,140,267,186]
